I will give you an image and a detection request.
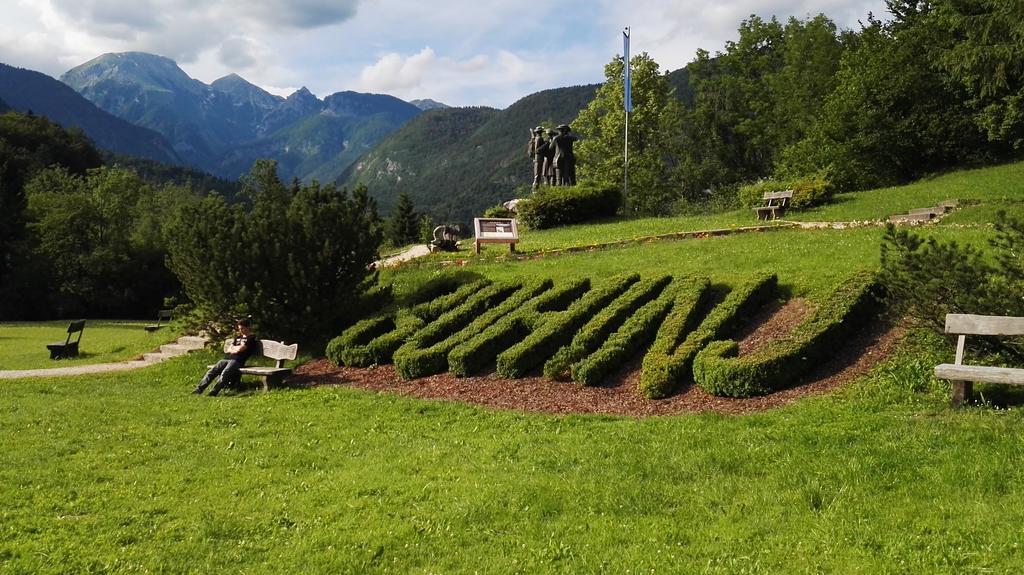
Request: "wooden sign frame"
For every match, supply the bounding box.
[473,217,519,254]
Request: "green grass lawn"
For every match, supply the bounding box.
[2,342,1024,574]
[4,162,1024,573]
[0,320,181,371]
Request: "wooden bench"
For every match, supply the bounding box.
[145,309,172,332]
[753,190,794,221]
[219,339,299,392]
[47,320,85,359]
[934,314,1024,406]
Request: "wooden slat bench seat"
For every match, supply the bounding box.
[145,309,173,332]
[215,339,299,392]
[753,190,794,221]
[46,320,85,359]
[934,313,1024,406]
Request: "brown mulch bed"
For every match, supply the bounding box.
[736,298,814,355]
[290,317,903,417]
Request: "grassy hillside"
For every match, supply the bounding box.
[3,162,1024,572]
[346,85,598,221]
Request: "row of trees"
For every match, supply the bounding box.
[1,112,385,347]
[574,0,1024,214]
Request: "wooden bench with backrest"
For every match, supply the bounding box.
[145,309,173,332]
[47,320,86,359]
[754,190,794,221]
[934,314,1024,406]
[217,338,299,392]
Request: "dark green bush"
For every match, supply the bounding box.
[483,205,516,218]
[448,278,590,377]
[517,183,622,229]
[693,271,879,397]
[572,284,679,387]
[737,174,834,211]
[393,279,551,379]
[635,277,711,398]
[496,273,645,378]
[326,279,491,367]
[544,275,674,380]
[639,273,777,398]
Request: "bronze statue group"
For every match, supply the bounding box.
[528,124,579,189]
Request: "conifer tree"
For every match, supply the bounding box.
[387,192,420,246]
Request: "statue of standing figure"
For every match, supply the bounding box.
[551,124,579,186]
[527,124,579,187]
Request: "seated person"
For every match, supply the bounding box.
[192,318,259,396]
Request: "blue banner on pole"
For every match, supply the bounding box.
[623,28,633,113]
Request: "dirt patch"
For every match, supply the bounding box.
[736,298,814,355]
[290,319,903,417]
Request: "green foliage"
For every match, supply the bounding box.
[738,173,834,210]
[393,279,542,379]
[679,15,845,196]
[165,160,383,347]
[880,214,1024,359]
[574,52,686,215]
[778,18,992,192]
[571,283,679,387]
[636,278,713,398]
[0,319,182,370]
[325,279,492,367]
[447,279,590,377]
[517,183,621,229]
[693,271,879,397]
[386,192,420,247]
[496,273,647,378]
[543,275,673,380]
[0,112,101,295]
[933,0,1024,148]
[482,205,516,218]
[639,273,777,398]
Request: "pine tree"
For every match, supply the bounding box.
[387,192,420,246]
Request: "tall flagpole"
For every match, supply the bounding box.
[623,26,631,214]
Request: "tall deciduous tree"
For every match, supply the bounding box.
[574,52,686,215]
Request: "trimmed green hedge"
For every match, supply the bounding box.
[393,279,553,379]
[544,275,674,381]
[738,174,834,211]
[638,273,776,398]
[517,183,622,229]
[495,273,645,378]
[693,271,879,397]
[448,278,591,377]
[571,283,679,387]
[326,279,496,367]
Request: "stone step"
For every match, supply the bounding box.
[176,336,208,350]
[908,207,940,217]
[889,213,934,223]
[159,343,192,356]
[143,352,170,362]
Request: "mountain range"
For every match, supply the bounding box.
[0,63,180,164]
[60,52,423,182]
[2,52,693,221]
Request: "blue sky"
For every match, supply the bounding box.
[0,0,888,108]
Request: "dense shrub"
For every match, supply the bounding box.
[517,183,622,229]
[639,273,777,398]
[448,279,591,377]
[572,283,679,387]
[880,215,1024,360]
[496,273,646,378]
[483,205,516,218]
[393,279,552,379]
[326,279,491,366]
[544,275,674,380]
[636,277,712,398]
[737,174,834,210]
[693,271,879,397]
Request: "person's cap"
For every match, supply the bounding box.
[557,124,570,131]
[533,126,544,133]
